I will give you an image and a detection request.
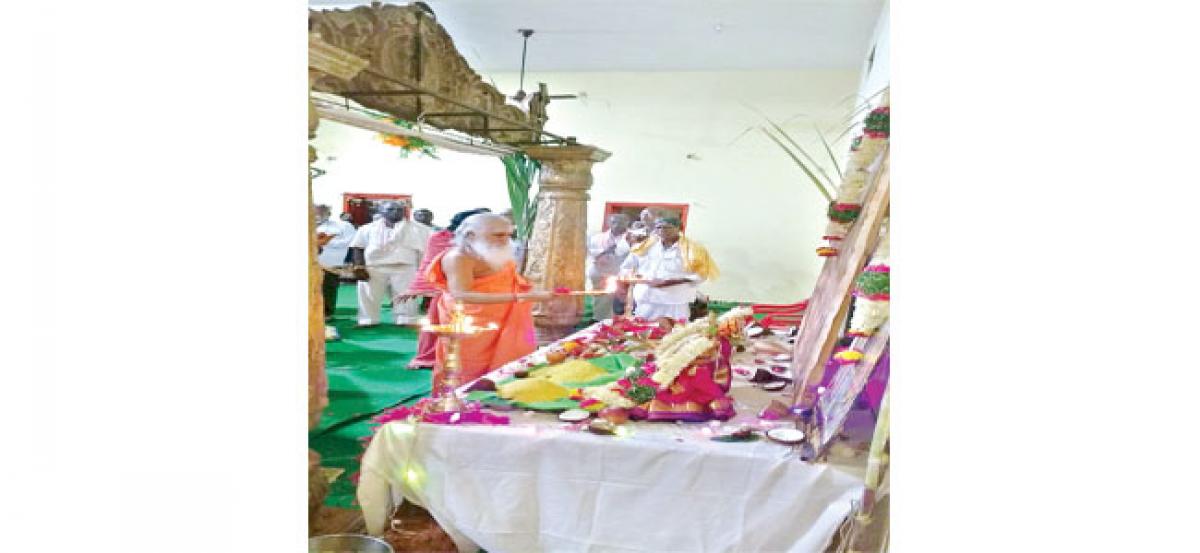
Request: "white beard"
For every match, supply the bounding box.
[470,238,515,269]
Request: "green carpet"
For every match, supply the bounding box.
[308,288,618,508]
[310,284,431,508]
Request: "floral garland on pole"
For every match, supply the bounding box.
[846,219,890,339]
[377,117,440,159]
[818,97,889,257]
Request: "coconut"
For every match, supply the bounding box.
[598,407,629,425]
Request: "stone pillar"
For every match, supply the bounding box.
[308,35,367,526]
[307,94,330,530]
[523,145,611,344]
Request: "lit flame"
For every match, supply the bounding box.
[604,276,619,293]
[487,322,499,330]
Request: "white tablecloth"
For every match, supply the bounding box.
[358,323,865,553]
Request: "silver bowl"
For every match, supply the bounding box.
[309,534,394,553]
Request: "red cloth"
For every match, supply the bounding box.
[407,299,441,369]
[405,230,454,295]
[406,231,455,369]
[644,339,735,422]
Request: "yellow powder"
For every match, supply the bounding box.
[497,378,571,404]
[530,359,607,385]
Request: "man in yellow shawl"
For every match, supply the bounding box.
[619,216,719,321]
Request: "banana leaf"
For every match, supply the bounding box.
[501,152,541,242]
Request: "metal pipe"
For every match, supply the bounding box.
[314,104,517,157]
[333,90,424,96]
[359,67,571,144]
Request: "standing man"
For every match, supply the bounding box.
[315,205,356,320]
[425,213,565,392]
[402,207,491,369]
[349,201,432,327]
[619,216,719,322]
[638,208,658,231]
[586,214,632,321]
[412,208,439,230]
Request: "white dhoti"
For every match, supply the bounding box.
[357,264,421,325]
[632,301,690,322]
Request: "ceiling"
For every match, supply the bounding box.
[308,0,884,72]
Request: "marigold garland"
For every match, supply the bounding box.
[376,117,440,159]
[833,350,864,364]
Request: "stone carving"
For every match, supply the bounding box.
[309,33,369,81]
[309,3,544,144]
[523,145,612,344]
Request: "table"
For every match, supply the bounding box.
[358,322,865,552]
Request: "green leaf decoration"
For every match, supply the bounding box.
[828,202,862,223]
[864,107,890,136]
[501,152,541,243]
[854,270,890,296]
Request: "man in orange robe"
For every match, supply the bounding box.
[401,207,491,369]
[425,213,558,394]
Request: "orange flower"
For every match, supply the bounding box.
[382,134,410,147]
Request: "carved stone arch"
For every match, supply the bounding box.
[309,3,539,144]
[308,2,616,346]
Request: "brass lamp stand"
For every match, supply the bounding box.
[423,301,498,412]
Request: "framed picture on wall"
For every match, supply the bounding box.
[342,193,413,227]
[602,202,689,232]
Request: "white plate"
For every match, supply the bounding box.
[766,427,806,445]
[558,409,591,423]
[772,354,793,362]
[762,381,788,392]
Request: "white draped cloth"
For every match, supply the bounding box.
[357,324,864,552]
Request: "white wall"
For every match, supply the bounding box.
[858,0,890,102]
[310,69,861,303]
[310,120,512,225]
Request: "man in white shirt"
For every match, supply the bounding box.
[349,201,432,326]
[620,216,719,322]
[586,214,631,321]
[315,204,357,320]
